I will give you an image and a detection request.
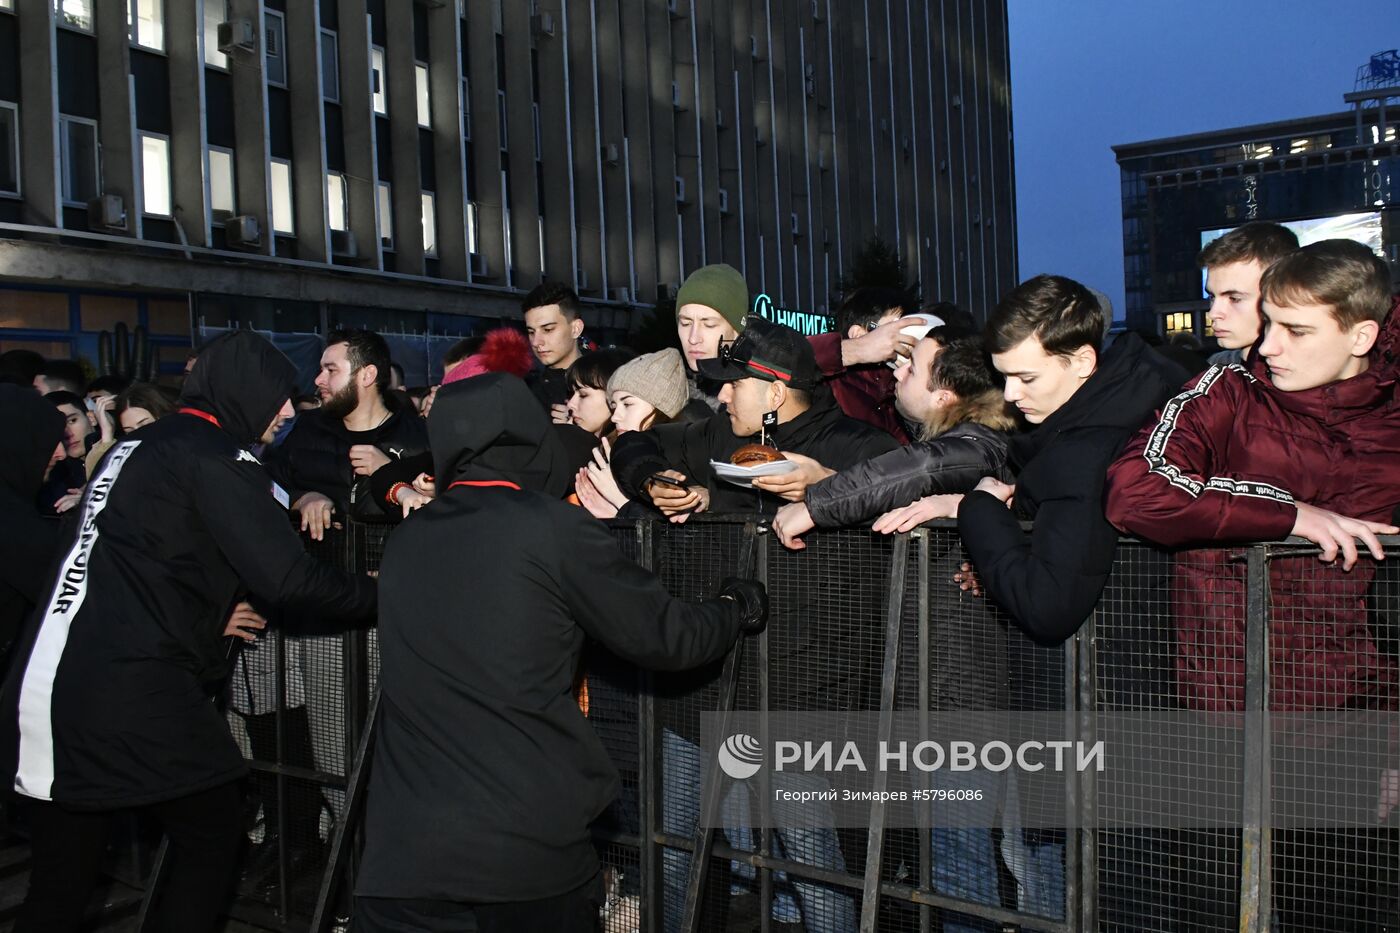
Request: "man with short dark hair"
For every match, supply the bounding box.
[33,361,85,396]
[522,281,586,413]
[1198,221,1300,365]
[950,274,1188,646]
[39,391,94,515]
[267,328,428,530]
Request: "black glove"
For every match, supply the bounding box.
[718,577,768,635]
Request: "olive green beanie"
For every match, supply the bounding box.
[674,263,749,333]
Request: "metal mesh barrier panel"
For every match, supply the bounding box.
[228,519,1399,933]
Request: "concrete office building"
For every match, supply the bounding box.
[0,0,1016,381]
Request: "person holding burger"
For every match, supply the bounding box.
[610,315,898,518]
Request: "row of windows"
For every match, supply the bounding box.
[0,0,170,53]
[0,98,446,255]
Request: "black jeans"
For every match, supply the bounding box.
[16,780,245,933]
[355,872,602,933]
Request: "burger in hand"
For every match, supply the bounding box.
[730,444,786,467]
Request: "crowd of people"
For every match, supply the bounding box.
[0,222,1397,931]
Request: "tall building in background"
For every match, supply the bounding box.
[0,0,1015,382]
[1113,53,1399,340]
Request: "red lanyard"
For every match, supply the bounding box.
[446,480,522,492]
[179,407,221,428]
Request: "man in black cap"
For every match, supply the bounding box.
[611,314,899,517]
[354,373,767,932]
[0,330,377,933]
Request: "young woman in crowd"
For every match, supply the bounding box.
[561,348,634,437]
[575,348,688,519]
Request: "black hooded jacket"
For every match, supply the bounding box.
[0,331,377,808]
[0,386,66,660]
[357,374,742,903]
[956,333,1188,645]
[610,389,900,514]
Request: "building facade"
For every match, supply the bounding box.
[0,0,1016,382]
[1113,78,1399,339]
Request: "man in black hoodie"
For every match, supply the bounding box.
[0,330,377,933]
[354,373,766,932]
[954,274,1188,646]
[0,386,67,666]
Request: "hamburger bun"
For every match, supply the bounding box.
[731,443,785,467]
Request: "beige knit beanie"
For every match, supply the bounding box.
[606,348,689,419]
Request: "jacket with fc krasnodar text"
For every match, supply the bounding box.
[0,330,377,809]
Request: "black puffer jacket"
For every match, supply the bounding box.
[0,331,376,808]
[957,333,1188,646]
[805,420,1012,528]
[264,395,428,520]
[612,389,899,514]
[0,386,67,662]
[356,374,742,903]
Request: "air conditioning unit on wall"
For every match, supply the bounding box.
[225,215,261,249]
[87,194,126,230]
[217,20,257,55]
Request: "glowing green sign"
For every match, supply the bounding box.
[751,293,834,335]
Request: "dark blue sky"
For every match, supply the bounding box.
[1008,0,1389,322]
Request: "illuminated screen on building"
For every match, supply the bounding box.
[1199,211,1384,298]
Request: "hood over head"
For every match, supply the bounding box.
[0,383,66,501]
[178,330,298,447]
[428,373,570,497]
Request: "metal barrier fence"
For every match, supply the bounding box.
[218,517,1399,933]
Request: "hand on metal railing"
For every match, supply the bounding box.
[871,494,964,534]
[771,501,816,550]
[953,561,985,597]
[1290,502,1398,571]
[718,577,768,634]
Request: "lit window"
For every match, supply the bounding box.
[264,10,286,87]
[466,200,478,254]
[203,0,227,68]
[55,0,91,31]
[60,116,99,205]
[321,30,339,101]
[139,134,171,216]
[0,0,12,11]
[371,47,387,115]
[327,173,347,231]
[208,148,235,215]
[0,104,17,195]
[130,0,163,51]
[270,159,294,234]
[377,181,393,247]
[421,193,437,256]
[416,64,431,128]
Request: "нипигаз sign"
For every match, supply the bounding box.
[752,293,834,335]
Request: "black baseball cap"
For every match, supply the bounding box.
[697,315,821,390]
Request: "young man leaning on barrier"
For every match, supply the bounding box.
[901,275,1189,645]
[1104,239,1400,929]
[769,329,1013,548]
[352,373,767,932]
